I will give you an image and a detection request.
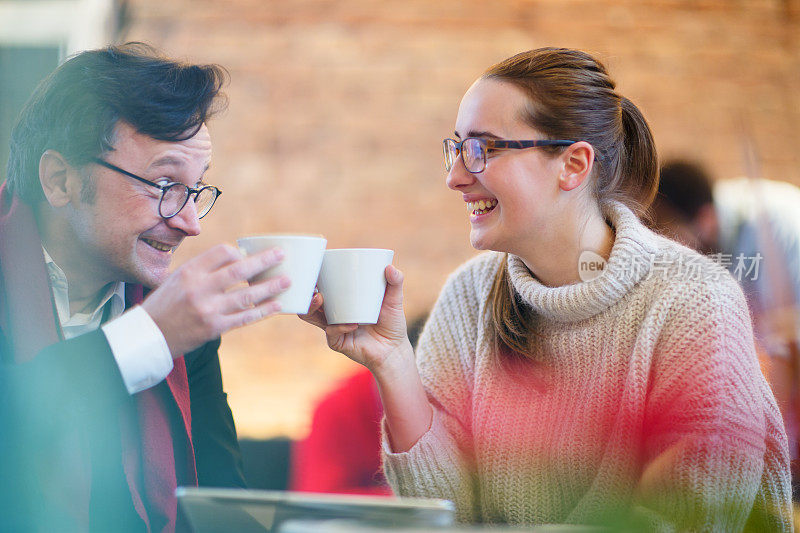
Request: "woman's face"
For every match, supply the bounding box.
[446,78,565,256]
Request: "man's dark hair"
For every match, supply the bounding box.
[656,160,715,220]
[6,42,228,204]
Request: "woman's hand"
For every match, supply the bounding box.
[299,265,412,373]
[301,264,433,452]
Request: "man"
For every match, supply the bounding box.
[0,43,289,531]
[651,159,800,494]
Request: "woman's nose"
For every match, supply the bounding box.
[446,156,478,190]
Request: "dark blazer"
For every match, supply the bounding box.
[0,324,246,532]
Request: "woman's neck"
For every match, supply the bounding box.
[518,203,615,287]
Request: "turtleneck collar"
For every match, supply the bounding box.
[507,201,662,323]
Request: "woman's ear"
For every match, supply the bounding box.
[39,150,81,208]
[558,141,595,192]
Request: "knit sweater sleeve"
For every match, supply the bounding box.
[633,273,793,531]
[382,254,496,521]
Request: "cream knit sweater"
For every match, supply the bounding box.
[382,201,793,531]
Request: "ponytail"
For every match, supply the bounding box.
[618,97,659,215]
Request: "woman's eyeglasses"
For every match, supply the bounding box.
[442,137,577,174]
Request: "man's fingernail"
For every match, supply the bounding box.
[280,277,291,289]
[273,248,285,260]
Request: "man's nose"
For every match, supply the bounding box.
[167,198,202,236]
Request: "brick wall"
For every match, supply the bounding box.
[123,0,800,438]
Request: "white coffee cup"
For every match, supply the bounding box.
[236,234,327,315]
[316,248,395,324]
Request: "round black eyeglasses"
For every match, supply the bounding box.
[443,137,577,174]
[92,158,221,219]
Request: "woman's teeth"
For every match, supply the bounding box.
[142,238,173,252]
[467,199,498,215]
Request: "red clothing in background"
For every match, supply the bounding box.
[291,368,391,495]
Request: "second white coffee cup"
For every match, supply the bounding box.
[316,248,395,324]
[237,234,327,315]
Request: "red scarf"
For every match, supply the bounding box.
[0,182,197,532]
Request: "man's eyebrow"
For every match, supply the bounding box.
[148,156,185,169]
[148,157,210,181]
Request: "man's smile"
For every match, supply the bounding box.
[140,237,178,253]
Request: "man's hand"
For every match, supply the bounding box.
[142,244,289,357]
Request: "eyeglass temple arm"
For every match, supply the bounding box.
[486,140,602,160]
[91,158,163,189]
[486,140,576,149]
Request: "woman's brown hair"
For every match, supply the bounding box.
[482,48,659,361]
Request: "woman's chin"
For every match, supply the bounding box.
[471,232,516,256]
[469,231,495,252]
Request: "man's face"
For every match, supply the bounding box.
[66,121,212,288]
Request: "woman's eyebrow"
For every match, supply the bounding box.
[455,130,501,139]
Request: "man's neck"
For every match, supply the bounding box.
[37,207,113,315]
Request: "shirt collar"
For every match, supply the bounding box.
[42,246,126,327]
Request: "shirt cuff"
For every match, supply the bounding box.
[102,305,173,395]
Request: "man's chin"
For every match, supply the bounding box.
[127,268,170,290]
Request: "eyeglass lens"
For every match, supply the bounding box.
[159,184,218,219]
[443,140,456,171]
[443,138,485,173]
[462,139,484,173]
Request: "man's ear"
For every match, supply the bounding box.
[39,150,81,208]
[558,141,595,192]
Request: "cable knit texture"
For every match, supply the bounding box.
[382,201,793,531]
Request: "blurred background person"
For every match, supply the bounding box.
[651,159,800,489]
[290,313,428,495]
[301,48,792,529]
[289,367,390,496]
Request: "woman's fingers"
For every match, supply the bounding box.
[381,265,405,312]
[298,293,328,329]
[307,292,323,314]
[326,323,359,336]
[325,324,359,354]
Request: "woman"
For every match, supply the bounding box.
[301,48,792,530]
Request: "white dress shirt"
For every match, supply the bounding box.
[43,247,173,394]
